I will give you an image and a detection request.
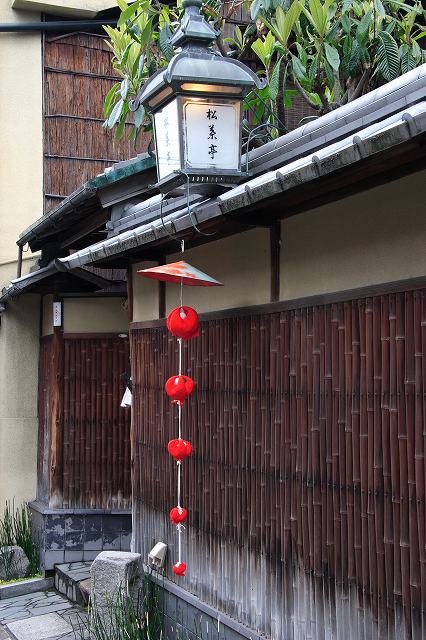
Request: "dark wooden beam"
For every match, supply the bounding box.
[270,221,281,303]
[127,266,133,324]
[48,296,64,509]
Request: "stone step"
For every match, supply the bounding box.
[54,562,92,606]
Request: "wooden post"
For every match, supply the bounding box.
[48,296,64,508]
[158,256,166,318]
[127,266,134,324]
[270,221,281,303]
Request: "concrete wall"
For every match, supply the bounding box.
[0,4,43,510]
[131,171,426,322]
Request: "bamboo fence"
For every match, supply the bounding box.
[38,334,131,510]
[131,288,426,639]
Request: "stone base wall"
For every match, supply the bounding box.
[149,572,262,640]
[29,501,132,571]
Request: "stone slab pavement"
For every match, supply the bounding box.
[0,590,88,640]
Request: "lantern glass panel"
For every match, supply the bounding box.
[182,98,241,172]
[153,98,181,180]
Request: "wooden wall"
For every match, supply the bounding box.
[130,286,426,639]
[43,32,149,213]
[38,334,131,510]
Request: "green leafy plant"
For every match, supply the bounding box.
[0,501,39,579]
[76,575,164,640]
[102,0,426,142]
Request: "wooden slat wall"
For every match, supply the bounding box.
[43,32,149,212]
[38,334,131,510]
[131,288,426,639]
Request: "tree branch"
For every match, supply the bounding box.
[293,77,321,111]
[349,66,371,102]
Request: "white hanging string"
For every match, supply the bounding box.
[176,239,185,566]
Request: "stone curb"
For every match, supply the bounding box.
[0,577,54,600]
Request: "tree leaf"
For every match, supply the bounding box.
[103,82,120,116]
[295,42,307,67]
[159,23,173,61]
[376,31,400,81]
[399,43,416,74]
[137,54,145,80]
[120,77,129,99]
[341,14,351,33]
[373,0,386,18]
[107,98,124,128]
[269,56,282,101]
[117,4,138,28]
[324,42,340,71]
[251,0,262,20]
[133,104,145,128]
[291,54,307,81]
[356,10,372,45]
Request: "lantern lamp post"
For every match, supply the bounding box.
[131,0,263,195]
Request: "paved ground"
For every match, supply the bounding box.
[0,590,88,640]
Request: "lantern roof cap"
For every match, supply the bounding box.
[133,49,262,110]
[170,0,218,48]
[131,0,263,112]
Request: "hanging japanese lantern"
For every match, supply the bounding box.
[167,306,199,340]
[170,506,188,524]
[165,375,195,405]
[172,561,187,577]
[144,251,222,579]
[167,438,193,461]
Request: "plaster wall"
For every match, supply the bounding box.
[42,297,128,335]
[0,2,43,281]
[0,4,44,507]
[62,297,128,333]
[132,262,160,322]
[12,0,131,18]
[280,170,426,300]
[131,173,426,322]
[131,230,271,322]
[0,292,40,510]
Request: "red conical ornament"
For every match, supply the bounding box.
[167,438,192,461]
[137,261,223,287]
[170,506,188,524]
[172,561,187,576]
[167,306,199,340]
[165,375,194,406]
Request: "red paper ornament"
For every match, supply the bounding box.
[165,375,194,406]
[167,306,199,340]
[172,561,187,576]
[137,261,222,287]
[170,506,188,524]
[167,438,193,461]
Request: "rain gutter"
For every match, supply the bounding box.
[0,20,117,32]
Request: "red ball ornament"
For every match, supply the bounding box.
[165,375,194,406]
[167,306,199,341]
[167,438,193,461]
[170,506,188,524]
[172,561,187,577]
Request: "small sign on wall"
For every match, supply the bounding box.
[53,301,62,327]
